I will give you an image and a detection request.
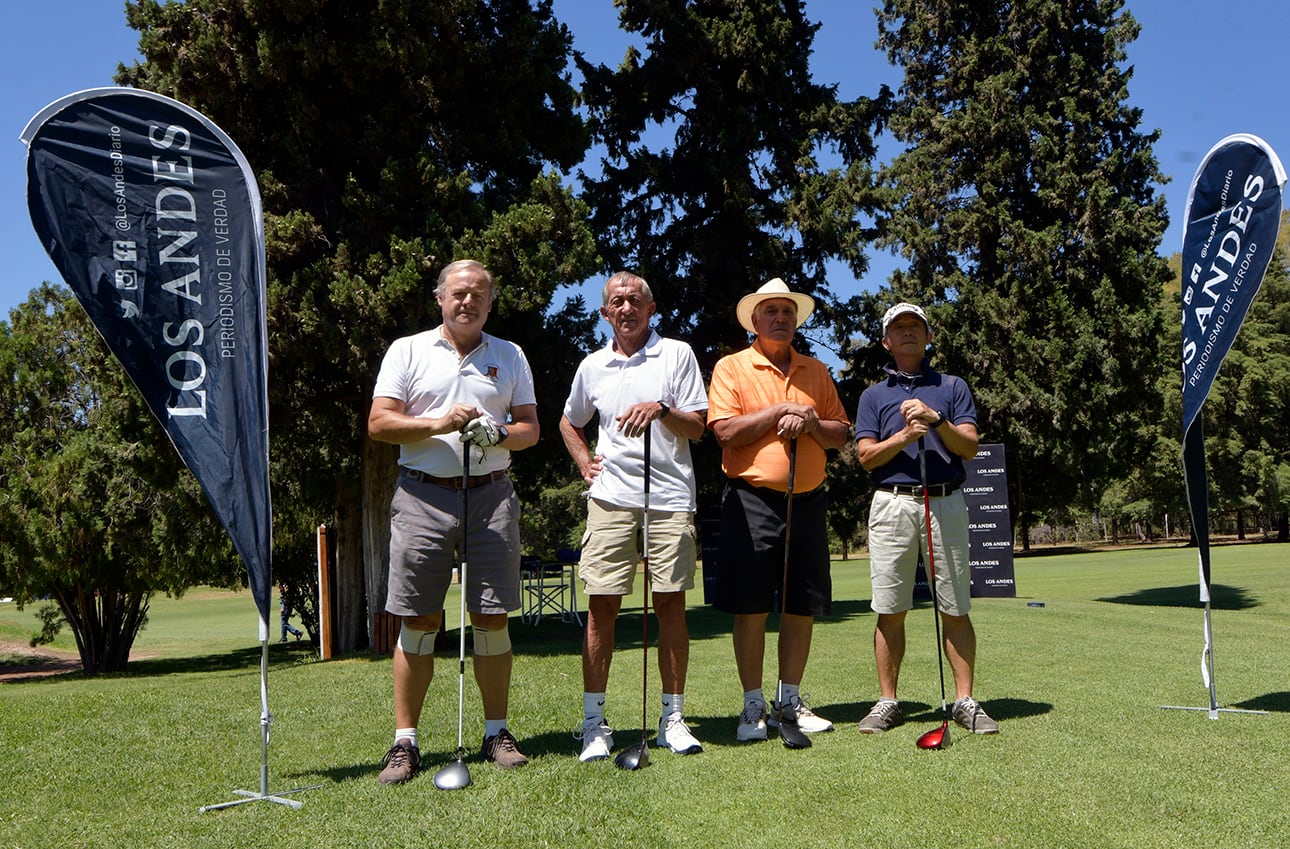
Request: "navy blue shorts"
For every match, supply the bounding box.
[712,478,832,616]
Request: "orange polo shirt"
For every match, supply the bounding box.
[707,343,849,493]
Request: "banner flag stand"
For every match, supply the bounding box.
[21,87,322,806]
[1166,133,1285,719]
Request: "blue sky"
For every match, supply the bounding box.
[5,1,1288,325]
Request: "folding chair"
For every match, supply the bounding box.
[521,554,581,626]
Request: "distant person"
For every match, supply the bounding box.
[853,302,998,735]
[707,278,850,742]
[559,271,709,761]
[279,586,303,642]
[368,259,540,784]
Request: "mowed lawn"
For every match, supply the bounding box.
[2,542,1287,849]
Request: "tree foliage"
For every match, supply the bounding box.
[0,286,239,673]
[866,0,1172,541]
[116,0,601,642]
[577,0,886,368]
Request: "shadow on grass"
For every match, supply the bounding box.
[1232,691,1290,713]
[1095,583,1257,611]
[124,640,324,678]
[511,597,877,659]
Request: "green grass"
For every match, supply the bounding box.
[2,543,1288,848]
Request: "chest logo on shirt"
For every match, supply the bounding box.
[483,364,500,380]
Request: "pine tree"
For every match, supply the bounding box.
[872,0,1172,542]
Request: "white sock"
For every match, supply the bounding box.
[484,719,507,738]
[395,727,418,749]
[744,688,765,708]
[661,692,684,720]
[584,691,606,720]
[778,682,800,707]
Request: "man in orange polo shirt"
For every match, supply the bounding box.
[707,278,850,743]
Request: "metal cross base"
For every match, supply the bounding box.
[1159,705,1270,719]
[199,782,323,813]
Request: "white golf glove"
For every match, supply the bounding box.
[459,416,503,447]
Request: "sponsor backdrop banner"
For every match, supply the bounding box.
[916,442,1015,599]
[22,87,272,625]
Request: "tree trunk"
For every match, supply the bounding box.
[363,435,399,652]
[332,476,367,655]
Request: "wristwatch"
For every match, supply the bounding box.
[657,400,670,419]
[496,424,509,444]
[928,411,945,428]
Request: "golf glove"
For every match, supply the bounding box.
[459,416,503,447]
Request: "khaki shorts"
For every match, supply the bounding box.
[867,489,972,616]
[578,498,697,595]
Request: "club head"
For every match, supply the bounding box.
[613,741,650,771]
[915,722,952,750]
[432,758,472,790]
[778,719,812,750]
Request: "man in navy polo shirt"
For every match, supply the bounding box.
[853,303,998,736]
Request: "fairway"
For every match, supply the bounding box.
[2,543,1287,849]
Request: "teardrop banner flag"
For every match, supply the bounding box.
[1178,133,1285,717]
[21,88,272,627]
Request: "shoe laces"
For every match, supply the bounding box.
[787,692,818,717]
[740,700,766,724]
[955,696,980,716]
[491,728,520,753]
[382,741,415,769]
[575,717,609,740]
[661,713,690,735]
[869,700,900,720]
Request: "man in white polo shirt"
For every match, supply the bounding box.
[369,259,540,783]
[559,271,709,761]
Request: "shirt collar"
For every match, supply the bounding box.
[606,328,661,363]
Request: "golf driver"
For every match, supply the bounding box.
[433,441,474,790]
[914,436,952,751]
[774,437,812,751]
[614,426,652,771]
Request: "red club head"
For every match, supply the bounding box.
[916,722,952,750]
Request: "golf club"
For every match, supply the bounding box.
[433,441,474,790]
[614,425,652,771]
[914,436,952,751]
[774,437,812,751]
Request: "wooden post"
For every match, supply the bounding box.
[316,524,334,660]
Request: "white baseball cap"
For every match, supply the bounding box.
[881,302,930,335]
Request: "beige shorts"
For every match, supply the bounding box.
[579,498,697,595]
[867,489,972,616]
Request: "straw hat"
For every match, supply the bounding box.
[735,278,815,333]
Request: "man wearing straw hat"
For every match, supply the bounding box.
[707,278,850,743]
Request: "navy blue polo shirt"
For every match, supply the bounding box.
[854,362,977,487]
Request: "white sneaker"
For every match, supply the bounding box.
[656,714,703,754]
[577,717,614,762]
[736,699,768,742]
[768,694,834,733]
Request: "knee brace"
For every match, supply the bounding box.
[472,624,512,657]
[398,622,436,656]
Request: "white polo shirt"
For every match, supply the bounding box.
[373,326,536,476]
[563,330,708,512]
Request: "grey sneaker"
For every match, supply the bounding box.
[577,716,614,762]
[858,700,902,733]
[736,699,768,742]
[656,714,703,754]
[768,694,834,733]
[952,696,999,734]
[481,728,530,768]
[377,740,420,785]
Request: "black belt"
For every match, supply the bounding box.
[877,482,959,498]
[402,468,508,489]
